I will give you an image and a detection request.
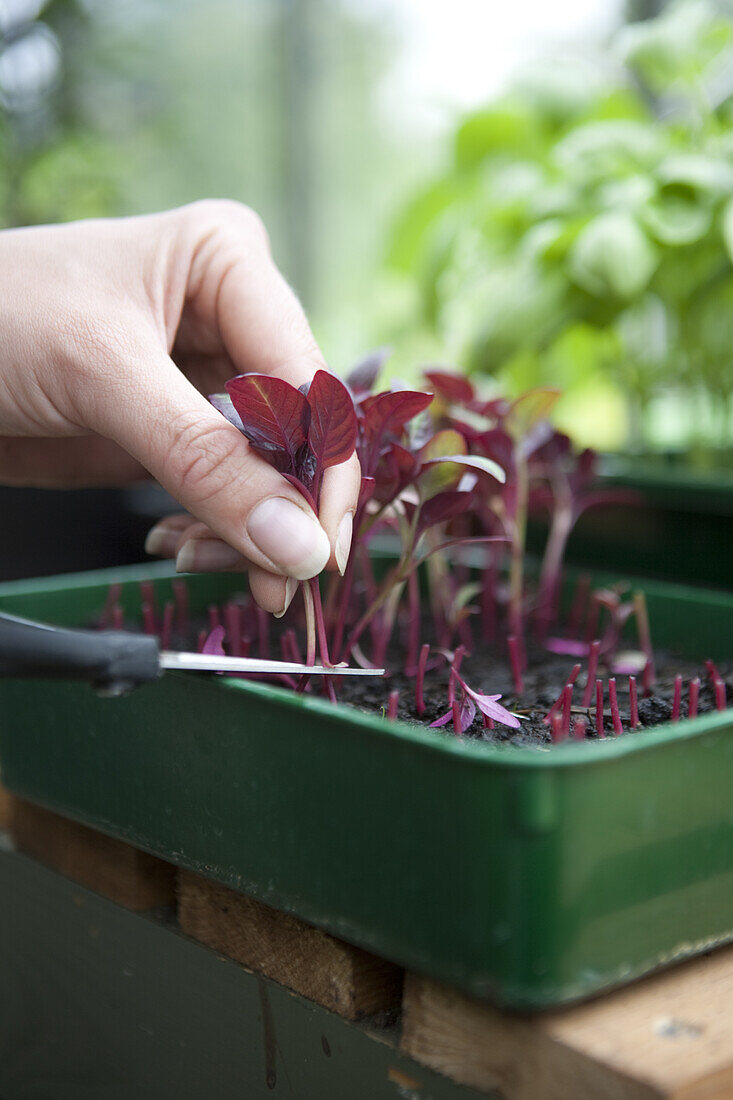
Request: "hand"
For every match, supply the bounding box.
[0,201,360,614]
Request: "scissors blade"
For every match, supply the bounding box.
[160,651,385,677]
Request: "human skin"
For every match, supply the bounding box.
[0,200,360,615]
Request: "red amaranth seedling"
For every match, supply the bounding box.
[172,578,189,637]
[688,677,700,719]
[387,690,399,721]
[544,664,581,725]
[551,711,565,744]
[589,677,603,739]
[415,643,429,716]
[142,601,155,636]
[608,677,623,736]
[573,717,587,740]
[581,640,601,707]
[629,676,639,729]
[160,601,174,650]
[671,675,683,722]
[715,679,727,711]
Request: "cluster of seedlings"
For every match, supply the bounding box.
[99,355,729,744]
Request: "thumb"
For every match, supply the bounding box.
[95,353,331,580]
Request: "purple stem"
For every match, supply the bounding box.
[140,580,157,624]
[608,677,623,735]
[448,646,466,707]
[101,583,122,628]
[715,679,727,712]
[688,677,700,719]
[629,676,639,729]
[573,717,587,740]
[387,690,399,721]
[161,601,174,650]
[256,606,270,659]
[642,658,653,698]
[550,711,565,744]
[634,592,655,686]
[405,569,421,675]
[561,684,572,738]
[452,700,462,736]
[581,640,601,708]
[544,664,581,725]
[208,605,221,633]
[224,603,242,658]
[111,604,124,630]
[671,675,682,722]
[172,579,189,638]
[595,679,605,739]
[142,601,156,636]
[415,643,429,717]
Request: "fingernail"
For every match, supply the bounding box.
[145,525,171,557]
[176,538,244,573]
[273,577,298,619]
[247,498,330,580]
[335,512,353,576]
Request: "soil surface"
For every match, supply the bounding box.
[335,645,733,747]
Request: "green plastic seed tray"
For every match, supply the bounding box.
[0,561,732,1010]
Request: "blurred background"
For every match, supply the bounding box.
[1,0,732,577]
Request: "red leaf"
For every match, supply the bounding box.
[306,370,358,470]
[346,348,391,394]
[462,684,520,728]
[362,390,433,443]
[418,490,473,533]
[226,374,310,470]
[423,369,474,405]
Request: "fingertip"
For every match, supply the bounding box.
[319,453,361,570]
[249,568,298,616]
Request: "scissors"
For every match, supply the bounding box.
[0,610,384,696]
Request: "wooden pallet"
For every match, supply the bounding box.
[178,869,404,1022]
[8,795,176,910]
[401,964,733,1100]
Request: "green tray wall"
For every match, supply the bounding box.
[0,562,732,1010]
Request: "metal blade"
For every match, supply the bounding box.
[159,651,385,677]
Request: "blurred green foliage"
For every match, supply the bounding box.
[385,1,733,456]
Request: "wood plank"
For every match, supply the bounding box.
[0,783,10,829]
[402,960,733,1100]
[9,795,175,910]
[0,848,487,1100]
[178,869,403,1022]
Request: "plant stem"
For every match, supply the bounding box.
[415,644,429,717]
[595,679,605,739]
[629,676,639,729]
[608,677,622,736]
[671,675,682,721]
[581,640,601,708]
[688,677,700,719]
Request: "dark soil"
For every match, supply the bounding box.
[335,645,733,747]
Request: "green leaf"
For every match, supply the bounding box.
[657,154,733,196]
[569,211,658,299]
[504,388,561,440]
[642,195,712,245]
[722,198,733,263]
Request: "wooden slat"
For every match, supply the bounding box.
[178,869,403,1022]
[9,795,175,910]
[402,960,733,1100]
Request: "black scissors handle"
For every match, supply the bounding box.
[0,611,161,694]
